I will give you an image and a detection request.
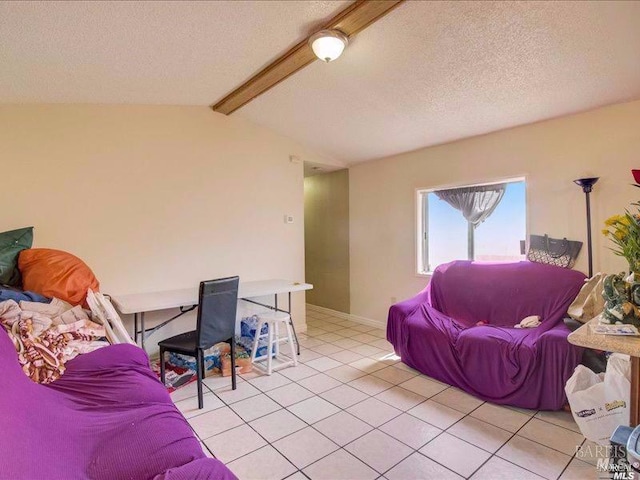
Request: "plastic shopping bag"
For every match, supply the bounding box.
[565,354,631,445]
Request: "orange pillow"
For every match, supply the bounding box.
[19,248,100,307]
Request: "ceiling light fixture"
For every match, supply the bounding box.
[309,29,348,62]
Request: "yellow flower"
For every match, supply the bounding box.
[621,216,632,226]
[605,215,623,226]
[615,230,626,241]
[602,229,610,236]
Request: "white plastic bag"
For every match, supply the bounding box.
[565,353,631,445]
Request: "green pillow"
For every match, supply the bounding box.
[0,227,33,286]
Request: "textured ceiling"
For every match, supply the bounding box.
[2,1,640,164]
[240,1,640,163]
[0,0,348,105]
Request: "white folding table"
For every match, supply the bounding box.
[110,279,313,353]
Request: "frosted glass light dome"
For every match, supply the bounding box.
[309,30,348,63]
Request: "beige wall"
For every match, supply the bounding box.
[304,169,350,313]
[350,100,640,323]
[0,105,329,352]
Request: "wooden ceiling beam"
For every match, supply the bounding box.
[211,0,405,115]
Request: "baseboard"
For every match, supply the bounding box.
[306,304,386,329]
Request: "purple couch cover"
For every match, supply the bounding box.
[0,327,237,480]
[387,261,586,410]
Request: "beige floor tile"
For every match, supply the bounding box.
[230,393,282,422]
[352,344,385,357]
[202,374,242,392]
[447,415,512,453]
[248,371,292,392]
[470,403,531,433]
[574,439,609,466]
[419,432,491,478]
[169,381,200,402]
[518,418,584,456]
[174,392,224,418]
[298,337,326,348]
[470,456,544,480]
[391,362,422,375]
[302,449,378,480]
[295,348,323,363]
[249,409,307,443]
[386,452,464,480]
[559,458,598,480]
[368,338,394,350]
[352,333,379,344]
[297,373,342,394]
[534,410,581,434]
[407,400,465,429]
[431,387,484,414]
[284,472,308,480]
[266,382,315,407]
[320,384,369,409]
[203,423,266,463]
[199,442,214,458]
[188,405,244,439]
[278,364,319,381]
[349,357,388,374]
[370,365,416,385]
[399,376,448,398]
[287,396,340,423]
[310,343,344,355]
[496,435,572,479]
[328,349,365,364]
[325,364,368,383]
[273,427,339,469]
[319,323,349,332]
[347,397,402,427]
[304,356,343,372]
[348,374,394,397]
[345,429,413,473]
[368,329,388,339]
[351,324,378,333]
[331,337,364,350]
[375,386,427,411]
[313,411,373,446]
[226,445,297,480]
[316,332,344,343]
[379,412,442,449]
[214,380,262,405]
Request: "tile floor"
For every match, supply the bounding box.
[172,308,603,480]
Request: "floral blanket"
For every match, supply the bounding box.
[0,300,108,383]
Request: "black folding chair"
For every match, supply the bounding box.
[159,276,239,409]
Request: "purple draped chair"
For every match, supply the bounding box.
[387,261,586,410]
[0,326,236,480]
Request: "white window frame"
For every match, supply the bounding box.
[416,176,527,276]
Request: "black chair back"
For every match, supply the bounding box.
[196,276,239,349]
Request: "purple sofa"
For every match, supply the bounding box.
[0,327,236,480]
[387,261,586,410]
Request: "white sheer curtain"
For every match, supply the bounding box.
[435,184,506,259]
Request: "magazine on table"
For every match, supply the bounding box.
[591,323,640,336]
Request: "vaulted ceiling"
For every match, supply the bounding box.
[2,1,640,164]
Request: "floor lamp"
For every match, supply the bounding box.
[574,177,599,278]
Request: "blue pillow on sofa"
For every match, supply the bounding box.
[0,285,50,304]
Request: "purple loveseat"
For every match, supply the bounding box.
[387,261,586,410]
[0,327,236,480]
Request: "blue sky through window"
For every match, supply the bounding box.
[425,181,526,271]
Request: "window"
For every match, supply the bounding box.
[417,178,526,274]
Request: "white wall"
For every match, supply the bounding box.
[0,105,329,352]
[350,100,640,323]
